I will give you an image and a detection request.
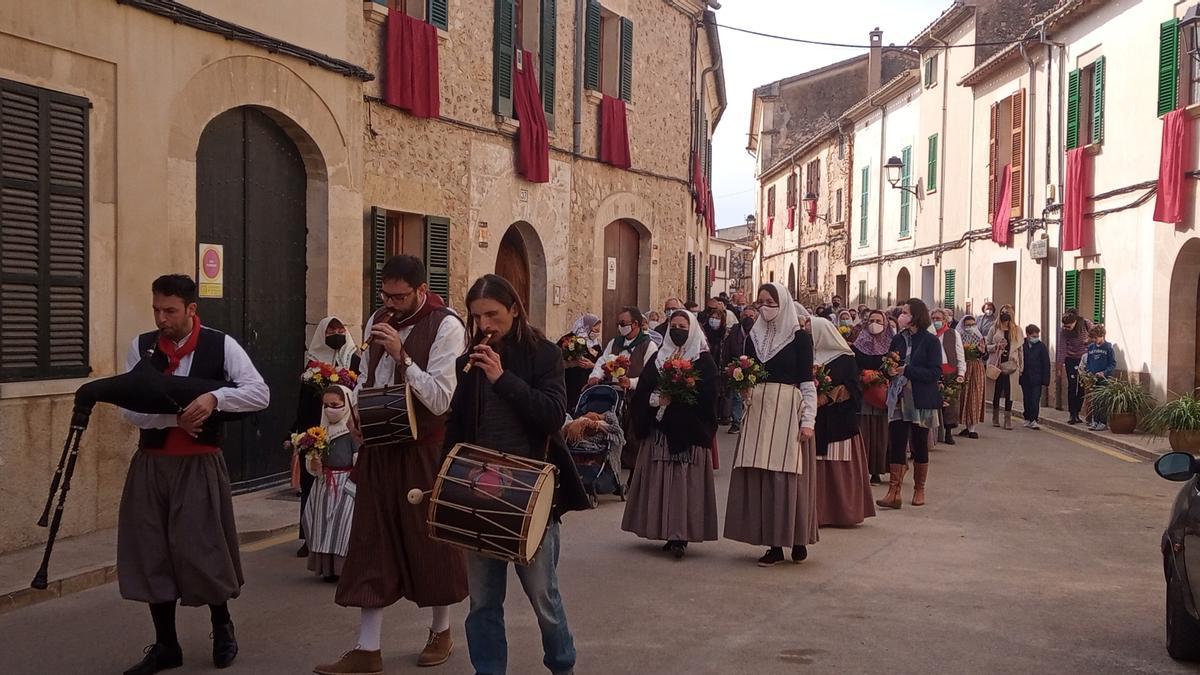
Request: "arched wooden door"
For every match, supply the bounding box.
[196,107,307,486]
[602,220,641,343]
[496,226,531,313]
[788,264,797,299]
[897,268,911,302]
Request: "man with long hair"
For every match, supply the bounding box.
[445,274,590,675]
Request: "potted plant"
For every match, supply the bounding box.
[1085,378,1155,434]
[1142,391,1200,452]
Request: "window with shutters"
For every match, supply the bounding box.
[1159,18,1182,116]
[718,256,725,272]
[806,250,819,289]
[987,90,1026,221]
[859,166,869,246]
[1063,270,1079,312]
[786,172,797,209]
[369,207,451,312]
[927,133,939,193]
[858,280,866,305]
[0,79,90,382]
[804,158,821,199]
[924,54,938,88]
[837,134,845,160]
[493,0,556,127]
[899,146,912,237]
[390,0,449,30]
[686,253,696,304]
[835,188,843,223]
[1072,268,1107,325]
[944,269,956,310]
[584,1,633,102]
[767,185,776,219]
[1067,58,1105,150]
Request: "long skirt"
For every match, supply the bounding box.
[858,409,889,475]
[303,468,356,577]
[117,451,243,606]
[336,441,468,609]
[723,437,819,548]
[621,431,719,542]
[960,360,986,427]
[814,436,876,527]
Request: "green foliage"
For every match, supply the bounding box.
[1142,391,1200,435]
[1085,378,1155,417]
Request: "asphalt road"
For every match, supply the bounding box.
[2,425,1198,674]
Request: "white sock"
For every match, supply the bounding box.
[358,608,384,652]
[430,605,451,633]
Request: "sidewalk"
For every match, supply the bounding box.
[1017,403,1169,461]
[0,484,299,616]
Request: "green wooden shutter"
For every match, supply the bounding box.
[424,216,451,301]
[1159,19,1180,117]
[370,207,387,313]
[927,133,938,192]
[704,138,712,180]
[1092,268,1106,324]
[619,17,634,102]
[686,253,696,304]
[1066,69,1081,150]
[492,0,516,118]
[584,0,601,91]
[858,280,866,305]
[1091,56,1105,145]
[540,0,557,130]
[944,269,956,310]
[900,146,911,236]
[428,0,449,31]
[859,166,869,245]
[1064,270,1079,311]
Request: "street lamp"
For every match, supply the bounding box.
[801,192,830,222]
[1183,4,1200,64]
[745,214,757,231]
[884,155,920,198]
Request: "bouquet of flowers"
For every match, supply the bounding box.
[881,351,902,377]
[302,360,358,389]
[837,324,853,338]
[963,341,987,361]
[657,358,700,405]
[860,368,890,409]
[939,374,962,404]
[600,354,632,382]
[725,356,768,393]
[558,334,592,362]
[1077,368,1098,391]
[812,364,836,396]
[284,425,329,462]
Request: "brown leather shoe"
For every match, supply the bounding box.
[313,649,383,675]
[912,462,928,506]
[875,464,906,509]
[417,629,452,667]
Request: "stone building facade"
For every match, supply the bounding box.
[0,0,723,554]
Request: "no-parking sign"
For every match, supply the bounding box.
[198,243,224,298]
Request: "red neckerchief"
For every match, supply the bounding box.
[393,292,446,329]
[158,316,202,374]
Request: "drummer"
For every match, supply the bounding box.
[316,255,468,674]
[444,274,590,675]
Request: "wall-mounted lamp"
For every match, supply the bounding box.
[800,192,831,223]
[884,156,920,198]
[1183,5,1200,65]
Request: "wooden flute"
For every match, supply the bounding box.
[463,331,496,373]
[358,308,399,352]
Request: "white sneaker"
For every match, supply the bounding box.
[1030,422,1041,430]
[1022,420,1032,428]
[1094,423,1108,432]
[1086,422,1098,430]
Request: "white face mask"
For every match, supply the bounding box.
[760,305,781,322]
[708,318,722,329]
[868,323,885,335]
[618,325,632,337]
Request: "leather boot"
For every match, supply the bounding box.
[992,406,1000,427]
[417,629,453,667]
[314,649,384,675]
[876,464,906,509]
[912,463,928,506]
[1003,411,1013,430]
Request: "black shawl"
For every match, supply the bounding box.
[629,352,719,455]
[815,353,862,456]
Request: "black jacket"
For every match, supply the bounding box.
[630,353,719,455]
[1019,340,1052,387]
[815,354,862,456]
[889,330,944,411]
[444,334,591,518]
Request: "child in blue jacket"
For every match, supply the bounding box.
[1085,325,1117,431]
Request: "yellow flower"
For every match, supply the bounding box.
[748,375,757,384]
[734,370,744,381]
[330,374,340,382]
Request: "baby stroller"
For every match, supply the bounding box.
[566,385,627,507]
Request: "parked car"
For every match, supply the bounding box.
[1154,452,1200,660]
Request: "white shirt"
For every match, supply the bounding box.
[122,332,271,429]
[589,336,659,390]
[358,312,466,416]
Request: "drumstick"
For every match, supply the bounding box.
[407,488,431,505]
[462,331,496,373]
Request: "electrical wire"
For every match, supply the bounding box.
[712,21,1033,50]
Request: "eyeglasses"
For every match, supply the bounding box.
[616,321,633,327]
[379,289,417,304]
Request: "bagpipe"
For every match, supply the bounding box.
[31,350,238,589]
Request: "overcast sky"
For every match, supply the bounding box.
[711,0,948,230]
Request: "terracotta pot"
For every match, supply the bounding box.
[1169,429,1200,453]
[1109,412,1138,435]
[863,384,889,410]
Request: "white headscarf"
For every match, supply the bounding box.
[750,283,801,363]
[656,310,707,368]
[809,316,855,366]
[305,315,359,369]
[319,384,356,441]
[569,313,602,349]
[793,301,811,330]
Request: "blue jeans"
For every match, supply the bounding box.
[730,393,745,428]
[465,521,575,675]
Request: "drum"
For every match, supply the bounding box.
[357,384,419,446]
[427,444,557,565]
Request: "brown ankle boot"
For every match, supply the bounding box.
[876,464,906,509]
[314,649,384,675]
[992,407,1000,427]
[912,463,928,506]
[417,629,453,667]
[1003,411,1013,430]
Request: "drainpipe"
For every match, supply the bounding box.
[572,0,585,154]
[873,93,888,304]
[1020,38,1039,335]
[931,36,950,296]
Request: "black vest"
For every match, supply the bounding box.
[136,327,228,449]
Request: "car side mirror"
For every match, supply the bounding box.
[1155,452,1198,481]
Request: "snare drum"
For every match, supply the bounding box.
[427,444,557,565]
[357,384,420,447]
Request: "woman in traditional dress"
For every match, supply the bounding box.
[852,309,894,484]
[590,307,660,471]
[622,310,719,559]
[302,384,359,582]
[724,283,818,567]
[932,308,965,446]
[956,314,987,439]
[293,316,360,558]
[810,317,875,527]
[876,299,943,509]
[560,313,603,412]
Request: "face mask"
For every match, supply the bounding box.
[618,325,632,337]
[868,323,885,335]
[933,321,944,330]
[1029,337,1041,344]
[999,313,1011,323]
[840,320,852,327]
[985,309,995,316]
[964,324,976,331]
[324,333,347,349]
[760,305,781,322]
[897,314,912,329]
[707,318,722,329]
[741,317,756,331]
[669,328,690,345]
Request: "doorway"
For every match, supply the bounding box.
[921,265,936,306]
[992,261,1017,312]
[1169,239,1200,395]
[496,226,531,315]
[897,267,911,302]
[196,106,307,486]
[788,263,797,300]
[602,220,641,343]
